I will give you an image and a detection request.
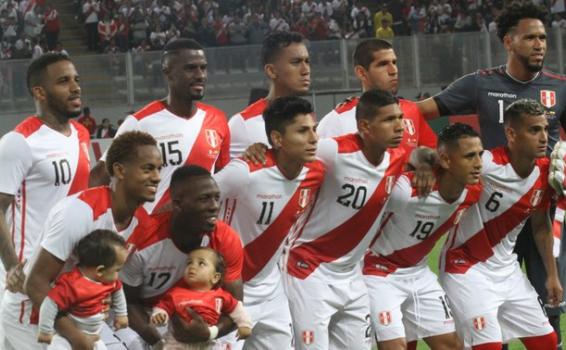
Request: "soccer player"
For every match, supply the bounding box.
[284,89,435,350]
[317,38,437,152]
[0,53,89,345]
[440,99,562,349]
[2,131,161,350]
[228,31,310,158]
[118,165,244,349]
[363,123,484,350]
[417,3,566,343]
[214,96,325,349]
[89,38,230,215]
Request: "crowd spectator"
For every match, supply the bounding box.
[95,118,116,138]
[43,5,59,50]
[77,107,97,135]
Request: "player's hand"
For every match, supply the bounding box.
[236,326,252,339]
[6,260,26,293]
[243,143,268,164]
[37,331,53,344]
[114,315,129,329]
[549,141,566,196]
[545,276,563,308]
[150,312,168,326]
[170,307,209,343]
[412,164,435,198]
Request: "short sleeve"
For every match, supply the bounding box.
[120,250,145,287]
[99,115,139,161]
[433,72,478,116]
[386,175,412,214]
[47,275,77,310]
[219,226,243,282]
[40,198,93,262]
[228,114,249,159]
[213,159,250,200]
[220,289,239,314]
[153,290,175,317]
[317,110,341,138]
[315,138,338,170]
[0,132,33,195]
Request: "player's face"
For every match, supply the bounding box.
[507,18,546,72]
[98,245,128,283]
[165,49,207,101]
[443,136,483,185]
[359,103,404,149]
[276,113,318,163]
[358,49,399,94]
[184,249,221,290]
[121,145,162,203]
[509,114,548,159]
[172,176,221,233]
[269,43,310,95]
[40,60,82,120]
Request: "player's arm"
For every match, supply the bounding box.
[213,159,250,200]
[408,146,438,197]
[123,283,164,345]
[228,114,249,159]
[530,208,563,306]
[0,192,24,292]
[417,72,478,120]
[416,97,441,120]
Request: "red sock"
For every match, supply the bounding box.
[521,332,558,350]
[472,343,502,350]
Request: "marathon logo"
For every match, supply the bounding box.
[379,311,392,326]
[473,316,486,331]
[540,90,556,108]
[487,92,517,99]
[302,330,314,344]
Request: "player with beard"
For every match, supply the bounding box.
[89,38,230,215]
[317,38,437,152]
[228,32,311,158]
[0,53,90,346]
[417,3,566,347]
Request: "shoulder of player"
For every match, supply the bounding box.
[75,186,113,221]
[196,102,227,119]
[212,220,242,246]
[333,96,359,114]
[535,156,550,171]
[477,65,504,77]
[464,182,483,203]
[128,211,172,251]
[13,115,43,138]
[131,100,167,121]
[334,133,363,153]
[236,98,268,121]
[70,120,91,142]
[484,147,507,166]
[541,70,566,82]
[242,150,277,173]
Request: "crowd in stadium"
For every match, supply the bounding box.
[0,0,565,58]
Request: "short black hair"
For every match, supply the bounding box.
[105,131,157,176]
[189,247,225,288]
[504,98,546,127]
[496,2,547,42]
[170,165,211,191]
[162,38,204,66]
[353,39,393,70]
[263,96,313,146]
[356,89,399,121]
[438,123,480,149]
[26,52,71,95]
[75,229,126,268]
[262,32,305,66]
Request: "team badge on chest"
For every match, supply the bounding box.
[540,90,556,108]
[402,119,416,135]
[298,188,312,209]
[205,129,219,148]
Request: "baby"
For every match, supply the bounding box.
[151,247,252,349]
[37,229,129,348]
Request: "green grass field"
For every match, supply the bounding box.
[406,237,566,350]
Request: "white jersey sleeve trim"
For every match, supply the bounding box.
[213,159,250,199]
[228,114,249,159]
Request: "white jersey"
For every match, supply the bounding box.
[0,116,90,262]
[441,147,551,278]
[215,151,325,302]
[103,100,230,214]
[228,98,269,159]
[286,133,408,281]
[120,213,243,304]
[363,173,482,277]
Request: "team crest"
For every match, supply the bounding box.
[379,311,392,326]
[453,209,465,225]
[402,119,416,135]
[530,189,544,207]
[385,176,395,194]
[200,234,210,247]
[473,316,486,331]
[302,330,314,344]
[214,297,223,314]
[298,188,312,208]
[540,90,556,108]
[205,129,219,148]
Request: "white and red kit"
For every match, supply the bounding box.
[440,147,555,348]
[285,134,408,350]
[103,100,230,214]
[1,186,146,350]
[215,151,325,349]
[228,98,268,159]
[317,97,437,152]
[363,173,481,342]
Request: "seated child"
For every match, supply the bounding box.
[151,247,252,349]
[37,229,129,348]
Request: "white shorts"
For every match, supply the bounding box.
[1,291,43,349]
[231,289,293,350]
[364,268,455,342]
[285,274,371,350]
[441,265,554,348]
